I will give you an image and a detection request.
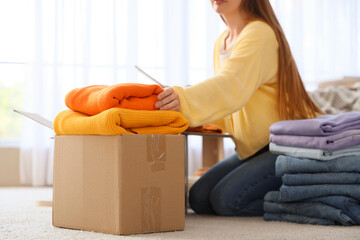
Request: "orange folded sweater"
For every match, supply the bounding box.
[65,83,163,116]
[54,108,189,135]
[187,124,223,134]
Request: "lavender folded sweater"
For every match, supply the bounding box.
[270,129,360,150]
[270,111,360,136]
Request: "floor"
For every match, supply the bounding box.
[1,187,360,240]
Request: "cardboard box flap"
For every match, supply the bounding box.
[13,109,53,129]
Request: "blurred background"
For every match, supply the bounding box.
[0,0,359,186]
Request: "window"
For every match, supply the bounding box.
[0,0,34,144]
[1,0,359,144]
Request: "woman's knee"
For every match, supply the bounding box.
[188,184,203,209]
[209,185,238,216]
[209,185,265,216]
[188,180,214,214]
[189,154,243,214]
[208,163,282,215]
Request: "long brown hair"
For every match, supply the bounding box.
[227,0,323,120]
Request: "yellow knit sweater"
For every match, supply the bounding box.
[173,21,280,159]
[54,108,189,135]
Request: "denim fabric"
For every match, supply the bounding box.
[270,143,360,161]
[264,192,354,225]
[264,212,336,226]
[279,185,360,202]
[309,195,360,224]
[265,191,360,225]
[270,129,360,150]
[270,111,360,136]
[189,153,243,215]
[189,145,282,216]
[275,155,360,177]
[282,172,360,186]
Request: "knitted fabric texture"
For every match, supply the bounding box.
[54,108,189,135]
[65,83,163,116]
[187,124,223,134]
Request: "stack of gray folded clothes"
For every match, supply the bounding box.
[264,111,360,226]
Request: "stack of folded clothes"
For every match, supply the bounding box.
[54,83,189,135]
[264,111,360,226]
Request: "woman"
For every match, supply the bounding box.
[155,0,323,216]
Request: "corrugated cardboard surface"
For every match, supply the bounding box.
[53,135,185,235]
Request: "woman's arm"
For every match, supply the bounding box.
[157,22,278,127]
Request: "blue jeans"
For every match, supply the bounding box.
[189,145,282,216]
[265,191,360,225]
[264,212,336,226]
[276,155,360,177]
[264,191,355,225]
[282,172,360,186]
[278,185,360,202]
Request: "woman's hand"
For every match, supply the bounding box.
[155,87,180,111]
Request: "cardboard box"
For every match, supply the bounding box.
[52,134,185,235]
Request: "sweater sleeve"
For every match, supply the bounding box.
[173,22,278,127]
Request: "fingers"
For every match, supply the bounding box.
[159,99,180,111]
[155,87,180,111]
[157,87,174,102]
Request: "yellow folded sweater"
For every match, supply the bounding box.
[54,108,189,135]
